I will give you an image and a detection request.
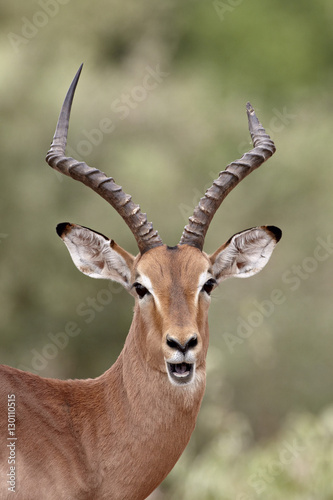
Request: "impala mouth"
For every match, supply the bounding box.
[166,362,195,385]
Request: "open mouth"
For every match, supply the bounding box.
[166,362,195,385]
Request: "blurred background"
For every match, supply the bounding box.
[1,0,333,497]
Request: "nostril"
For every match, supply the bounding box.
[166,337,180,350]
[166,334,198,353]
[187,335,198,350]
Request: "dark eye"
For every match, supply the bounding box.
[202,278,216,296]
[133,282,150,299]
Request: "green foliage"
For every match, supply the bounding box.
[161,407,333,499]
[1,0,333,495]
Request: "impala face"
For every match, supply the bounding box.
[134,245,212,387]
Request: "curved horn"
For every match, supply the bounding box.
[179,103,276,250]
[45,64,163,255]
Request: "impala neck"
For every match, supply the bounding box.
[100,304,207,438]
[93,308,207,498]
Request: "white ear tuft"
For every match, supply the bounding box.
[210,226,281,282]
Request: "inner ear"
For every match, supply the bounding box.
[210,226,281,282]
[57,223,135,290]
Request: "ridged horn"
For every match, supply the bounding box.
[45,64,163,255]
[179,103,276,251]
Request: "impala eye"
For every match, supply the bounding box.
[133,282,150,299]
[202,278,217,296]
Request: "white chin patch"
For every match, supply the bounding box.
[166,361,196,386]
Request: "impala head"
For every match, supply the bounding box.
[46,65,281,388]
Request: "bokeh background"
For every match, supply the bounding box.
[1,0,333,498]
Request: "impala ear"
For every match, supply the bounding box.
[56,223,135,290]
[210,226,282,283]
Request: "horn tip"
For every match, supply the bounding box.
[246,102,254,114]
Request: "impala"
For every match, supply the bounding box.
[0,65,281,499]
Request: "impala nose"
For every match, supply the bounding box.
[166,334,198,354]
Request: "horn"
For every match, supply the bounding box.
[45,64,163,254]
[179,103,276,250]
